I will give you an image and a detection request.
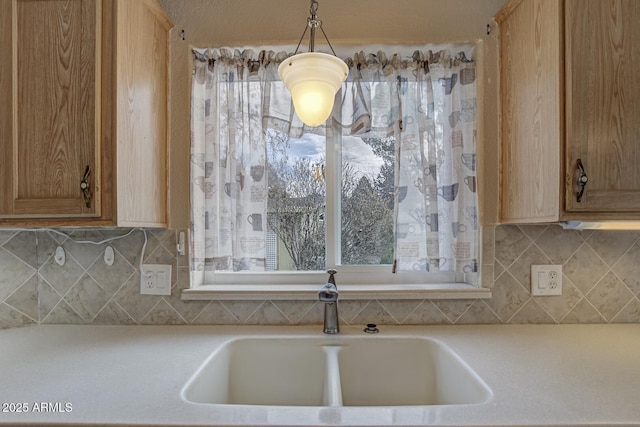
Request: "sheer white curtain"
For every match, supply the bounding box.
[190,49,289,286]
[191,48,478,283]
[336,50,478,274]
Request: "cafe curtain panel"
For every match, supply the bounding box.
[338,50,479,274]
[190,49,289,284]
[191,48,478,282]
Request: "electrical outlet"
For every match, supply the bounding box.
[140,264,172,296]
[531,265,562,296]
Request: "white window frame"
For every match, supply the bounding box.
[182,44,492,301]
[183,127,490,300]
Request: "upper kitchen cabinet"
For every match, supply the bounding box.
[496,0,640,223]
[0,0,172,227]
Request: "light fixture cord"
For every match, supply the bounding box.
[308,0,318,52]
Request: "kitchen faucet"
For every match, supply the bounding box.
[318,269,339,334]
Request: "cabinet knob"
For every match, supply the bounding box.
[80,165,91,208]
[576,159,588,203]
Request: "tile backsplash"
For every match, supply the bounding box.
[1,225,639,329]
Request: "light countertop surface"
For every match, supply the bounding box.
[1,324,640,426]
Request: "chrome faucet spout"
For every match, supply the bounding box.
[319,270,339,334]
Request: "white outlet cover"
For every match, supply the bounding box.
[531,265,562,296]
[140,264,172,296]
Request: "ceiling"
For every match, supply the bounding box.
[157,0,507,48]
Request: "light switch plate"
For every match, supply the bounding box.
[531,265,562,296]
[140,264,172,296]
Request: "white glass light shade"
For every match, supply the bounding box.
[278,52,348,127]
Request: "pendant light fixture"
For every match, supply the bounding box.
[278,0,348,127]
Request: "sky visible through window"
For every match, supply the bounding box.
[288,134,384,181]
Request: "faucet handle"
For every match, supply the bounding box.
[327,269,337,286]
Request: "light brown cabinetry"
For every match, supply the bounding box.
[496,0,640,223]
[0,0,172,227]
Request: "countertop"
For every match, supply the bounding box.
[1,324,640,426]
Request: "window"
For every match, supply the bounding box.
[262,128,458,286]
[186,46,487,298]
[266,133,395,270]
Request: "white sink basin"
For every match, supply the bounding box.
[182,336,491,407]
[337,338,490,406]
[183,338,327,406]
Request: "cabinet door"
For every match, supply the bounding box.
[0,0,101,218]
[565,0,640,212]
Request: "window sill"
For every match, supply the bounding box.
[180,283,492,301]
